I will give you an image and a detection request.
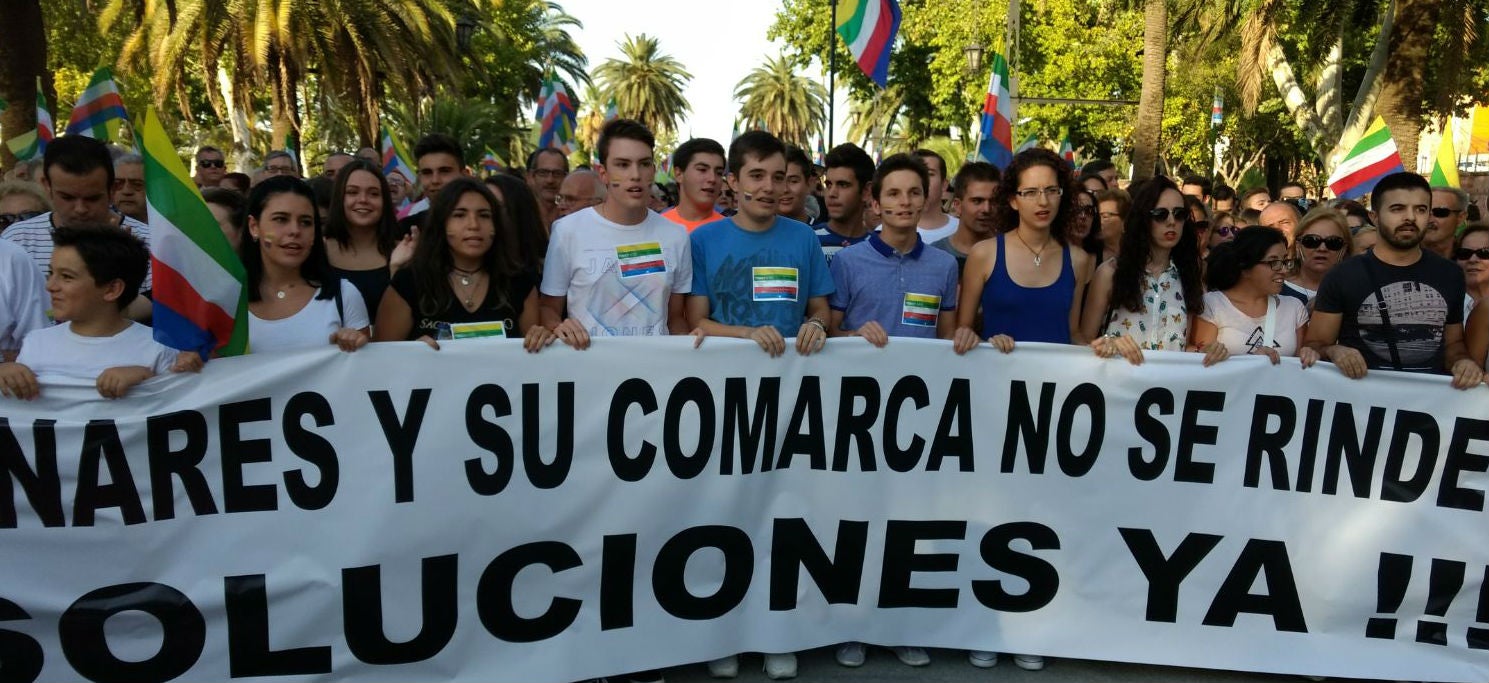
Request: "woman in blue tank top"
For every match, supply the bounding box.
[953,149,1093,355]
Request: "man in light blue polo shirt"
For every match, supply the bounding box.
[827,153,958,347]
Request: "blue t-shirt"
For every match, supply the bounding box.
[691,216,835,338]
[829,233,959,339]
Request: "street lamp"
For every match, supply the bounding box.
[964,41,986,75]
[455,14,477,50]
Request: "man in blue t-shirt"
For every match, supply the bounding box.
[689,131,834,358]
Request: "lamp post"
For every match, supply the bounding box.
[964,42,986,75]
[455,14,477,50]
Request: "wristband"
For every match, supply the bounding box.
[806,318,827,332]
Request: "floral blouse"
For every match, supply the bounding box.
[1103,261,1188,350]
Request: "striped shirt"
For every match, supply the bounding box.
[0,212,152,290]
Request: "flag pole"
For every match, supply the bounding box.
[828,0,837,149]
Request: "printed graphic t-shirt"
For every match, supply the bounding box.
[691,216,835,338]
[1313,250,1465,373]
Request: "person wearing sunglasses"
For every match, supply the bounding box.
[1194,226,1310,363]
[1426,186,1470,259]
[193,145,227,188]
[1454,224,1489,321]
[1207,210,1239,251]
[1283,208,1354,305]
[1302,172,1481,388]
[0,180,49,236]
[1067,183,1097,246]
[1081,177,1224,366]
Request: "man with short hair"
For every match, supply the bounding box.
[911,149,959,243]
[1240,186,1271,211]
[1304,171,1481,388]
[1426,186,1469,259]
[539,118,691,353]
[777,145,815,224]
[323,152,354,179]
[815,143,875,261]
[1180,174,1211,203]
[221,172,251,193]
[1212,184,1236,213]
[262,151,299,178]
[399,134,466,231]
[354,147,380,166]
[661,138,726,232]
[1,135,153,320]
[1278,180,1307,202]
[527,148,569,232]
[1260,200,1301,243]
[555,169,606,218]
[1078,172,1107,194]
[931,161,1000,274]
[194,145,226,188]
[113,153,148,224]
[1080,159,1118,189]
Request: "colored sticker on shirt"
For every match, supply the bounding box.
[616,242,667,278]
[902,293,940,327]
[752,267,799,302]
[451,320,507,339]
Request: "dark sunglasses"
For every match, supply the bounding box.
[1455,247,1489,261]
[0,211,42,229]
[1214,224,1239,238]
[1433,207,1463,219]
[197,159,226,168]
[1149,207,1191,223]
[1298,234,1347,251]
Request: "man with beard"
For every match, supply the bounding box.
[527,147,569,232]
[1303,172,1482,388]
[930,161,1000,274]
[1425,186,1469,259]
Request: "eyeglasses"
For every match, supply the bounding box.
[1014,187,1063,200]
[1433,207,1464,219]
[1260,258,1299,272]
[1298,234,1347,251]
[1149,207,1191,223]
[1455,247,1489,261]
[265,165,296,175]
[197,159,225,169]
[532,169,567,180]
[0,211,42,229]
[117,179,146,192]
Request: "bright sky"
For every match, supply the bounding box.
[561,0,851,149]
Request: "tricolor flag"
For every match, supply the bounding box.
[380,126,416,184]
[1429,126,1460,189]
[6,83,53,161]
[140,109,248,357]
[604,97,618,122]
[1326,117,1405,200]
[480,150,500,174]
[835,0,902,88]
[617,242,667,278]
[815,138,826,166]
[1211,90,1224,127]
[536,73,577,155]
[1059,130,1075,166]
[66,67,130,142]
[1015,134,1039,153]
[975,52,1014,169]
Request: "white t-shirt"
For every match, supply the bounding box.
[1200,290,1309,357]
[16,321,177,383]
[539,206,692,337]
[0,239,48,354]
[248,280,369,353]
[917,214,960,244]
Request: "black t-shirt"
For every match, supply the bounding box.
[1314,250,1466,373]
[332,265,391,319]
[389,267,538,340]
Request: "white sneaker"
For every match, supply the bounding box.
[1013,654,1046,671]
[706,655,738,679]
[968,650,999,668]
[835,642,867,667]
[891,646,930,666]
[763,652,797,680]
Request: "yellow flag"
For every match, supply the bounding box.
[1429,128,1460,188]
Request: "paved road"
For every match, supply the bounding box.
[657,647,1399,683]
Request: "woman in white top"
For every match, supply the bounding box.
[1455,225,1489,320]
[1082,176,1225,365]
[1283,207,1353,305]
[1193,226,1310,363]
[241,176,370,353]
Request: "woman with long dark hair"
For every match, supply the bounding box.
[323,160,415,315]
[1080,176,1224,365]
[374,177,552,350]
[1193,226,1310,362]
[484,173,551,270]
[240,175,369,352]
[952,148,1093,356]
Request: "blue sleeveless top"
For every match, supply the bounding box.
[981,232,1076,343]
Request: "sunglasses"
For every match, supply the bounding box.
[197,159,226,169]
[1149,207,1191,223]
[1298,234,1347,251]
[1214,224,1238,238]
[1432,207,1463,219]
[1455,247,1489,261]
[0,211,42,229]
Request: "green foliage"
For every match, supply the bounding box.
[734,55,827,148]
[594,34,692,137]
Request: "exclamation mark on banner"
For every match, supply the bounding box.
[1367,552,1413,639]
[1467,566,1489,650]
[1416,558,1466,645]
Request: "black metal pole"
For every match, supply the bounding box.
[828,0,837,149]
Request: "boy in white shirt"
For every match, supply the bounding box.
[0,225,199,400]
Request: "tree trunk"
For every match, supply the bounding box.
[0,0,46,172]
[1377,0,1438,171]
[1130,0,1167,182]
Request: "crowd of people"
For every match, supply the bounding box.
[0,116,1485,680]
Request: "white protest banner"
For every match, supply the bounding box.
[1,338,1487,682]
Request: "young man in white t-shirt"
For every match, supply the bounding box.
[538,118,692,350]
[0,225,198,400]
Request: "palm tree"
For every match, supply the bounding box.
[594,34,691,137]
[733,55,827,148]
[575,82,608,158]
[1129,0,1168,181]
[845,86,905,150]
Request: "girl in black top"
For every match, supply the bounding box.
[324,160,413,316]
